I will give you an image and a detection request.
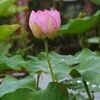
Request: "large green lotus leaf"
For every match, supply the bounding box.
[0,55,10,72]
[91,0,100,5]
[0,24,19,40]
[70,49,100,84]
[54,11,100,37]
[25,52,78,80]
[4,55,26,70]
[75,59,100,84]
[31,82,69,100]
[0,89,33,100]
[1,86,87,100]
[0,0,28,16]
[51,49,100,84]
[75,48,97,61]
[1,5,28,16]
[0,75,36,97]
[0,43,11,55]
[0,55,26,72]
[26,49,100,84]
[1,82,68,100]
[0,0,14,15]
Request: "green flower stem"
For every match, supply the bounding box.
[82,80,93,100]
[44,39,56,82]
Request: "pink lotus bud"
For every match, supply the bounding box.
[29,10,61,39]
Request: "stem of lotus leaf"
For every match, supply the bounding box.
[82,80,94,100]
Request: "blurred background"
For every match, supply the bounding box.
[0,0,100,56]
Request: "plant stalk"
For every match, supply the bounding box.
[98,24,100,50]
[44,39,56,82]
[82,80,93,100]
[36,74,40,90]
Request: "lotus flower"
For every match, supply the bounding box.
[29,10,61,39]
